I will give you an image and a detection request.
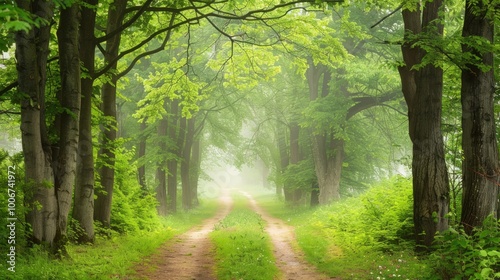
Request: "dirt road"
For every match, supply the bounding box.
[131,191,233,280]
[132,189,333,279]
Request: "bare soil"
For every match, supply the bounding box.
[130,191,233,280]
[240,191,337,280]
[131,189,337,280]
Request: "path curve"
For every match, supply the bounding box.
[241,191,337,280]
[132,190,233,280]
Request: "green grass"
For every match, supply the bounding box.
[210,195,279,280]
[256,186,433,280]
[2,200,219,280]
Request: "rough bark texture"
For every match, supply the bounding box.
[73,0,98,243]
[16,0,57,245]
[460,0,499,234]
[54,3,82,252]
[399,1,449,248]
[156,116,168,216]
[95,0,127,227]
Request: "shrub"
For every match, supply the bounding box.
[322,176,414,252]
[430,216,500,280]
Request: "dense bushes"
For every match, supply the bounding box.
[430,217,500,279]
[94,146,160,236]
[315,176,414,253]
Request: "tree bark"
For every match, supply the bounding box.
[16,0,57,246]
[190,136,201,207]
[137,119,147,192]
[277,122,291,202]
[181,117,194,210]
[95,0,127,227]
[53,3,82,253]
[155,116,168,216]
[73,0,97,244]
[306,61,343,204]
[399,1,449,248]
[167,99,180,213]
[460,0,499,234]
[289,122,303,204]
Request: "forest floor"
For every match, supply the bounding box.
[130,188,333,280]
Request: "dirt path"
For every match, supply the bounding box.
[131,190,233,280]
[131,190,336,280]
[240,191,336,280]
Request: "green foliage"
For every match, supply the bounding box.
[281,159,316,191]
[430,217,500,280]
[107,145,161,234]
[211,197,279,280]
[0,3,48,52]
[316,176,414,252]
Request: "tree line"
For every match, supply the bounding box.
[0,0,498,257]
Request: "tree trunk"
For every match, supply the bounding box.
[460,0,499,234]
[310,183,319,207]
[137,119,147,192]
[156,116,168,216]
[167,99,180,213]
[95,0,127,227]
[306,61,342,204]
[312,134,343,204]
[289,122,303,204]
[399,1,449,248]
[53,3,82,253]
[16,0,57,246]
[179,116,191,210]
[277,123,291,202]
[73,0,97,244]
[190,136,201,207]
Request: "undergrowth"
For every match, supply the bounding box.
[210,196,279,280]
[430,216,500,280]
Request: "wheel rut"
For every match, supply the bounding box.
[131,189,336,279]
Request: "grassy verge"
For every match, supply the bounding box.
[6,200,219,280]
[210,195,279,280]
[256,178,434,280]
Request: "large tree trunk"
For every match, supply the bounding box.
[312,134,343,204]
[94,0,127,227]
[399,1,449,248]
[155,116,168,216]
[73,0,97,244]
[16,0,82,253]
[167,99,180,213]
[306,61,343,204]
[460,0,499,234]
[16,0,57,246]
[53,3,82,253]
